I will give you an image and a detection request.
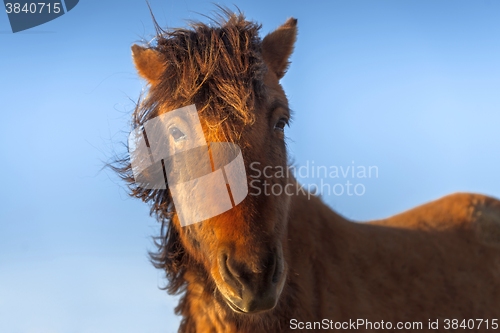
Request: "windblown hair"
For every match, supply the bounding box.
[113,9,267,307]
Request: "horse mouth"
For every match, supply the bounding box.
[220,288,281,314]
[224,297,246,313]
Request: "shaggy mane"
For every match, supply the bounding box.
[113,9,268,327]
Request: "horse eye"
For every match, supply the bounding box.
[169,127,186,141]
[274,118,288,132]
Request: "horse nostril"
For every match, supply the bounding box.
[217,251,243,298]
[270,253,280,284]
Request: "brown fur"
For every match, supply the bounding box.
[116,10,500,333]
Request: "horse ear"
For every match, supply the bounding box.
[262,18,297,80]
[131,44,165,85]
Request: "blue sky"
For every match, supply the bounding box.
[1,0,499,332]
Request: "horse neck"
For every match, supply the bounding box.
[282,182,353,305]
[286,181,351,254]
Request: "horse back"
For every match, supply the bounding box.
[376,192,500,248]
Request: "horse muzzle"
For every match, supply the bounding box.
[216,247,285,314]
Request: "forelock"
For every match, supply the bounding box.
[134,10,267,130]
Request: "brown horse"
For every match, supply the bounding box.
[117,10,500,333]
